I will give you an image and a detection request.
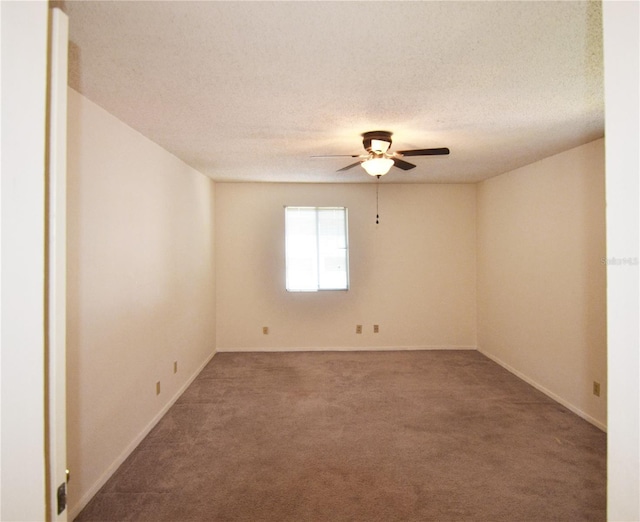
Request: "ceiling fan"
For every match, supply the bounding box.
[315,130,450,177]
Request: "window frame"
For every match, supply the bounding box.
[284,206,350,292]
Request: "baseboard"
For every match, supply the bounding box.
[68,349,217,520]
[216,345,478,352]
[477,348,607,432]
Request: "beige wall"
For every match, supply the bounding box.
[215,183,477,351]
[477,139,606,429]
[66,89,217,518]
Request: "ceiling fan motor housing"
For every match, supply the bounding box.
[362,130,393,153]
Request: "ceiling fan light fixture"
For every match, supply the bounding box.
[361,157,394,177]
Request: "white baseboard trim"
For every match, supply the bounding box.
[477,348,607,432]
[216,345,478,352]
[68,349,217,520]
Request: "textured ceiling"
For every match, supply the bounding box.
[62,1,604,183]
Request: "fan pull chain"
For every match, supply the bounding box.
[376,181,380,224]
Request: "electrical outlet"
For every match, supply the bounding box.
[373,324,379,333]
[173,361,178,374]
[263,326,269,335]
[356,325,362,334]
[156,381,161,395]
[593,381,601,397]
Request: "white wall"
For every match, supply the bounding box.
[66,89,217,518]
[476,139,607,429]
[215,183,477,351]
[603,2,640,519]
[0,2,49,520]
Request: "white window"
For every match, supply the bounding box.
[285,207,349,292]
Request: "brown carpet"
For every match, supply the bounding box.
[75,350,606,521]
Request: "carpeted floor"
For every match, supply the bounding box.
[75,350,606,521]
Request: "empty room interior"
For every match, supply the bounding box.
[2,1,639,521]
